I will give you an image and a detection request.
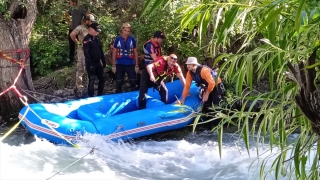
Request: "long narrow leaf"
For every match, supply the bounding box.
[295,0,305,33]
[217,6,239,45]
[258,7,283,32]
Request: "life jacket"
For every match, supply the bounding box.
[143,40,162,65]
[190,65,225,95]
[115,36,135,59]
[151,57,168,84]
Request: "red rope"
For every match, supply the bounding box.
[0,49,30,98]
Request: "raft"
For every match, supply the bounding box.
[19,80,202,145]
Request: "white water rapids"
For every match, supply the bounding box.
[1,129,312,180]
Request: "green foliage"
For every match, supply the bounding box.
[131,0,205,61]
[142,0,320,179]
[30,37,69,75]
[0,0,9,13]
[29,0,71,76]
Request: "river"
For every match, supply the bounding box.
[0,118,311,180]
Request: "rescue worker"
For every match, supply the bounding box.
[70,14,94,89]
[65,0,88,66]
[142,31,165,67]
[179,57,225,113]
[83,22,106,97]
[112,22,139,93]
[138,54,186,109]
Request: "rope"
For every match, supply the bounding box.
[46,147,96,180]
[19,89,62,99]
[26,107,80,148]
[0,64,29,68]
[19,89,43,103]
[0,49,30,140]
[1,97,29,141]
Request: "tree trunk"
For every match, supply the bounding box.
[286,47,320,135]
[0,0,37,115]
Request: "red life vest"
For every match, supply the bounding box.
[151,56,179,81]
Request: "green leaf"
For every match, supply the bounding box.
[295,0,305,33]
[218,125,223,159]
[198,8,212,46]
[258,7,283,32]
[294,138,301,177]
[192,114,202,133]
[217,6,239,45]
[141,0,155,17]
[304,61,320,69]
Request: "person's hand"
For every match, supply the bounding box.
[201,91,209,103]
[135,65,139,73]
[112,65,116,73]
[175,99,184,105]
[150,75,156,82]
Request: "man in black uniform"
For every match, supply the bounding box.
[83,22,106,97]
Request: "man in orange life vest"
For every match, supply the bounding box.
[179,57,225,113]
[142,31,165,67]
[112,22,139,93]
[138,54,186,109]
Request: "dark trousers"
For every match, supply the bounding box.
[87,65,104,97]
[108,71,116,81]
[115,64,136,93]
[202,85,223,114]
[68,29,76,65]
[138,69,168,109]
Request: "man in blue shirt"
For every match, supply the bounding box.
[112,22,139,93]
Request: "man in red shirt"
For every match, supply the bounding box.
[138,54,186,109]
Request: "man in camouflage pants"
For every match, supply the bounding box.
[70,14,95,89]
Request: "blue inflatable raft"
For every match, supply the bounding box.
[19,80,201,145]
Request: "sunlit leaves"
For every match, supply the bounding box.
[141,0,320,179]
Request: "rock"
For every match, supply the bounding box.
[36,95,46,102]
[50,98,62,103]
[53,90,64,96]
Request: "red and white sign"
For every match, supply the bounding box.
[41,119,60,128]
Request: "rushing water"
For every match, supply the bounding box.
[0,120,313,180]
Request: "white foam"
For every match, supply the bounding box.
[0,133,315,180]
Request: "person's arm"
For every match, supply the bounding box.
[70,27,80,43]
[146,63,156,82]
[150,53,158,61]
[132,37,139,65]
[201,67,215,93]
[134,48,138,65]
[112,39,117,66]
[146,63,155,77]
[146,43,158,61]
[174,64,186,86]
[65,10,71,26]
[180,72,192,104]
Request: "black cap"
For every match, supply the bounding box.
[153,31,166,39]
[90,22,101,32]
